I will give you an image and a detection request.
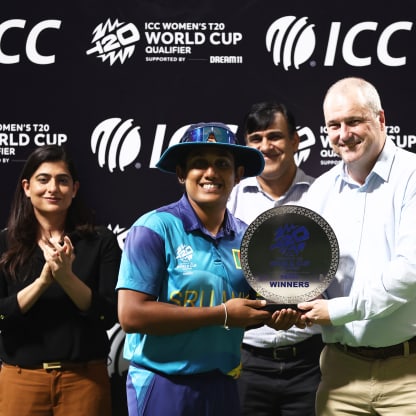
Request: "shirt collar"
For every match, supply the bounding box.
[371,138,396,182]
[338,138,396,185]
[177,194,237,238]
[240,176,261,193]
[291,168,315,186]
[240,168,313,193]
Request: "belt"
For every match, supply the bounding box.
[242,334,323,361]
[3,359,106,371]
[333,336,416,360]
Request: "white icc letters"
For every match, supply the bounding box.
[343,22,377,66]
[377,21,413,66]
[0,19,61,64]
[325,20,412,67]
[0,19,25,64]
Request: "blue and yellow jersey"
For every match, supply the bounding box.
[116,194,253,376]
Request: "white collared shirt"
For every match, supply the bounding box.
[227,168,320,347]
[303,138,416,347]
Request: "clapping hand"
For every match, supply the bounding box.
[40,235,75,281]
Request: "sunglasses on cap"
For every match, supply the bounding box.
[180,125,238,145]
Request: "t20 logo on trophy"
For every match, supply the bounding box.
[240,205,339,310]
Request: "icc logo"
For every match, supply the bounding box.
[91,118,142,172]
[266,16,315,70]
[266,16,413,70]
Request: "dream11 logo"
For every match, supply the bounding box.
[265,16,413,70]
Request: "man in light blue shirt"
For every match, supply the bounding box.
[228,102,323,416]
[299,77,416,415]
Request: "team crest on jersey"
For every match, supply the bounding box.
[232,249,241,269]
[176,244,197,271]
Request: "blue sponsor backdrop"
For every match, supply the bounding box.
[0,1,415,414]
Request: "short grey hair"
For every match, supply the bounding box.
[324,77,382,116]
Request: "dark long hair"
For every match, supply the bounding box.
[0,145,95,280]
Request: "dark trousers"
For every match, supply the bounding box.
[127,366,240,416]
[238,334,324,416]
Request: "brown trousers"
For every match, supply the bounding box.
[0,361,112,416]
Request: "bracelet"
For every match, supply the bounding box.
[221,302,230,330]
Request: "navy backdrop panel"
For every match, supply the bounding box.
[0,1,415,414]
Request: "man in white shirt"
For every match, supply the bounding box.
[228,101,323,416]
[298,77,416,415]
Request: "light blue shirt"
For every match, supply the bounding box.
[303,138,416,347]
[117,194,253,375]
[227,168,320,347]
[228,168,314,224]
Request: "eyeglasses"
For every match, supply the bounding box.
[180,125,238,145]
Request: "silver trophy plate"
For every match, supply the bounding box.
[240,205,339,307]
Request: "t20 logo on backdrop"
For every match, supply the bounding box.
[86,19,140,65]
[295,126,315,166]
[0,19,61,64]
[266,16,413,70]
